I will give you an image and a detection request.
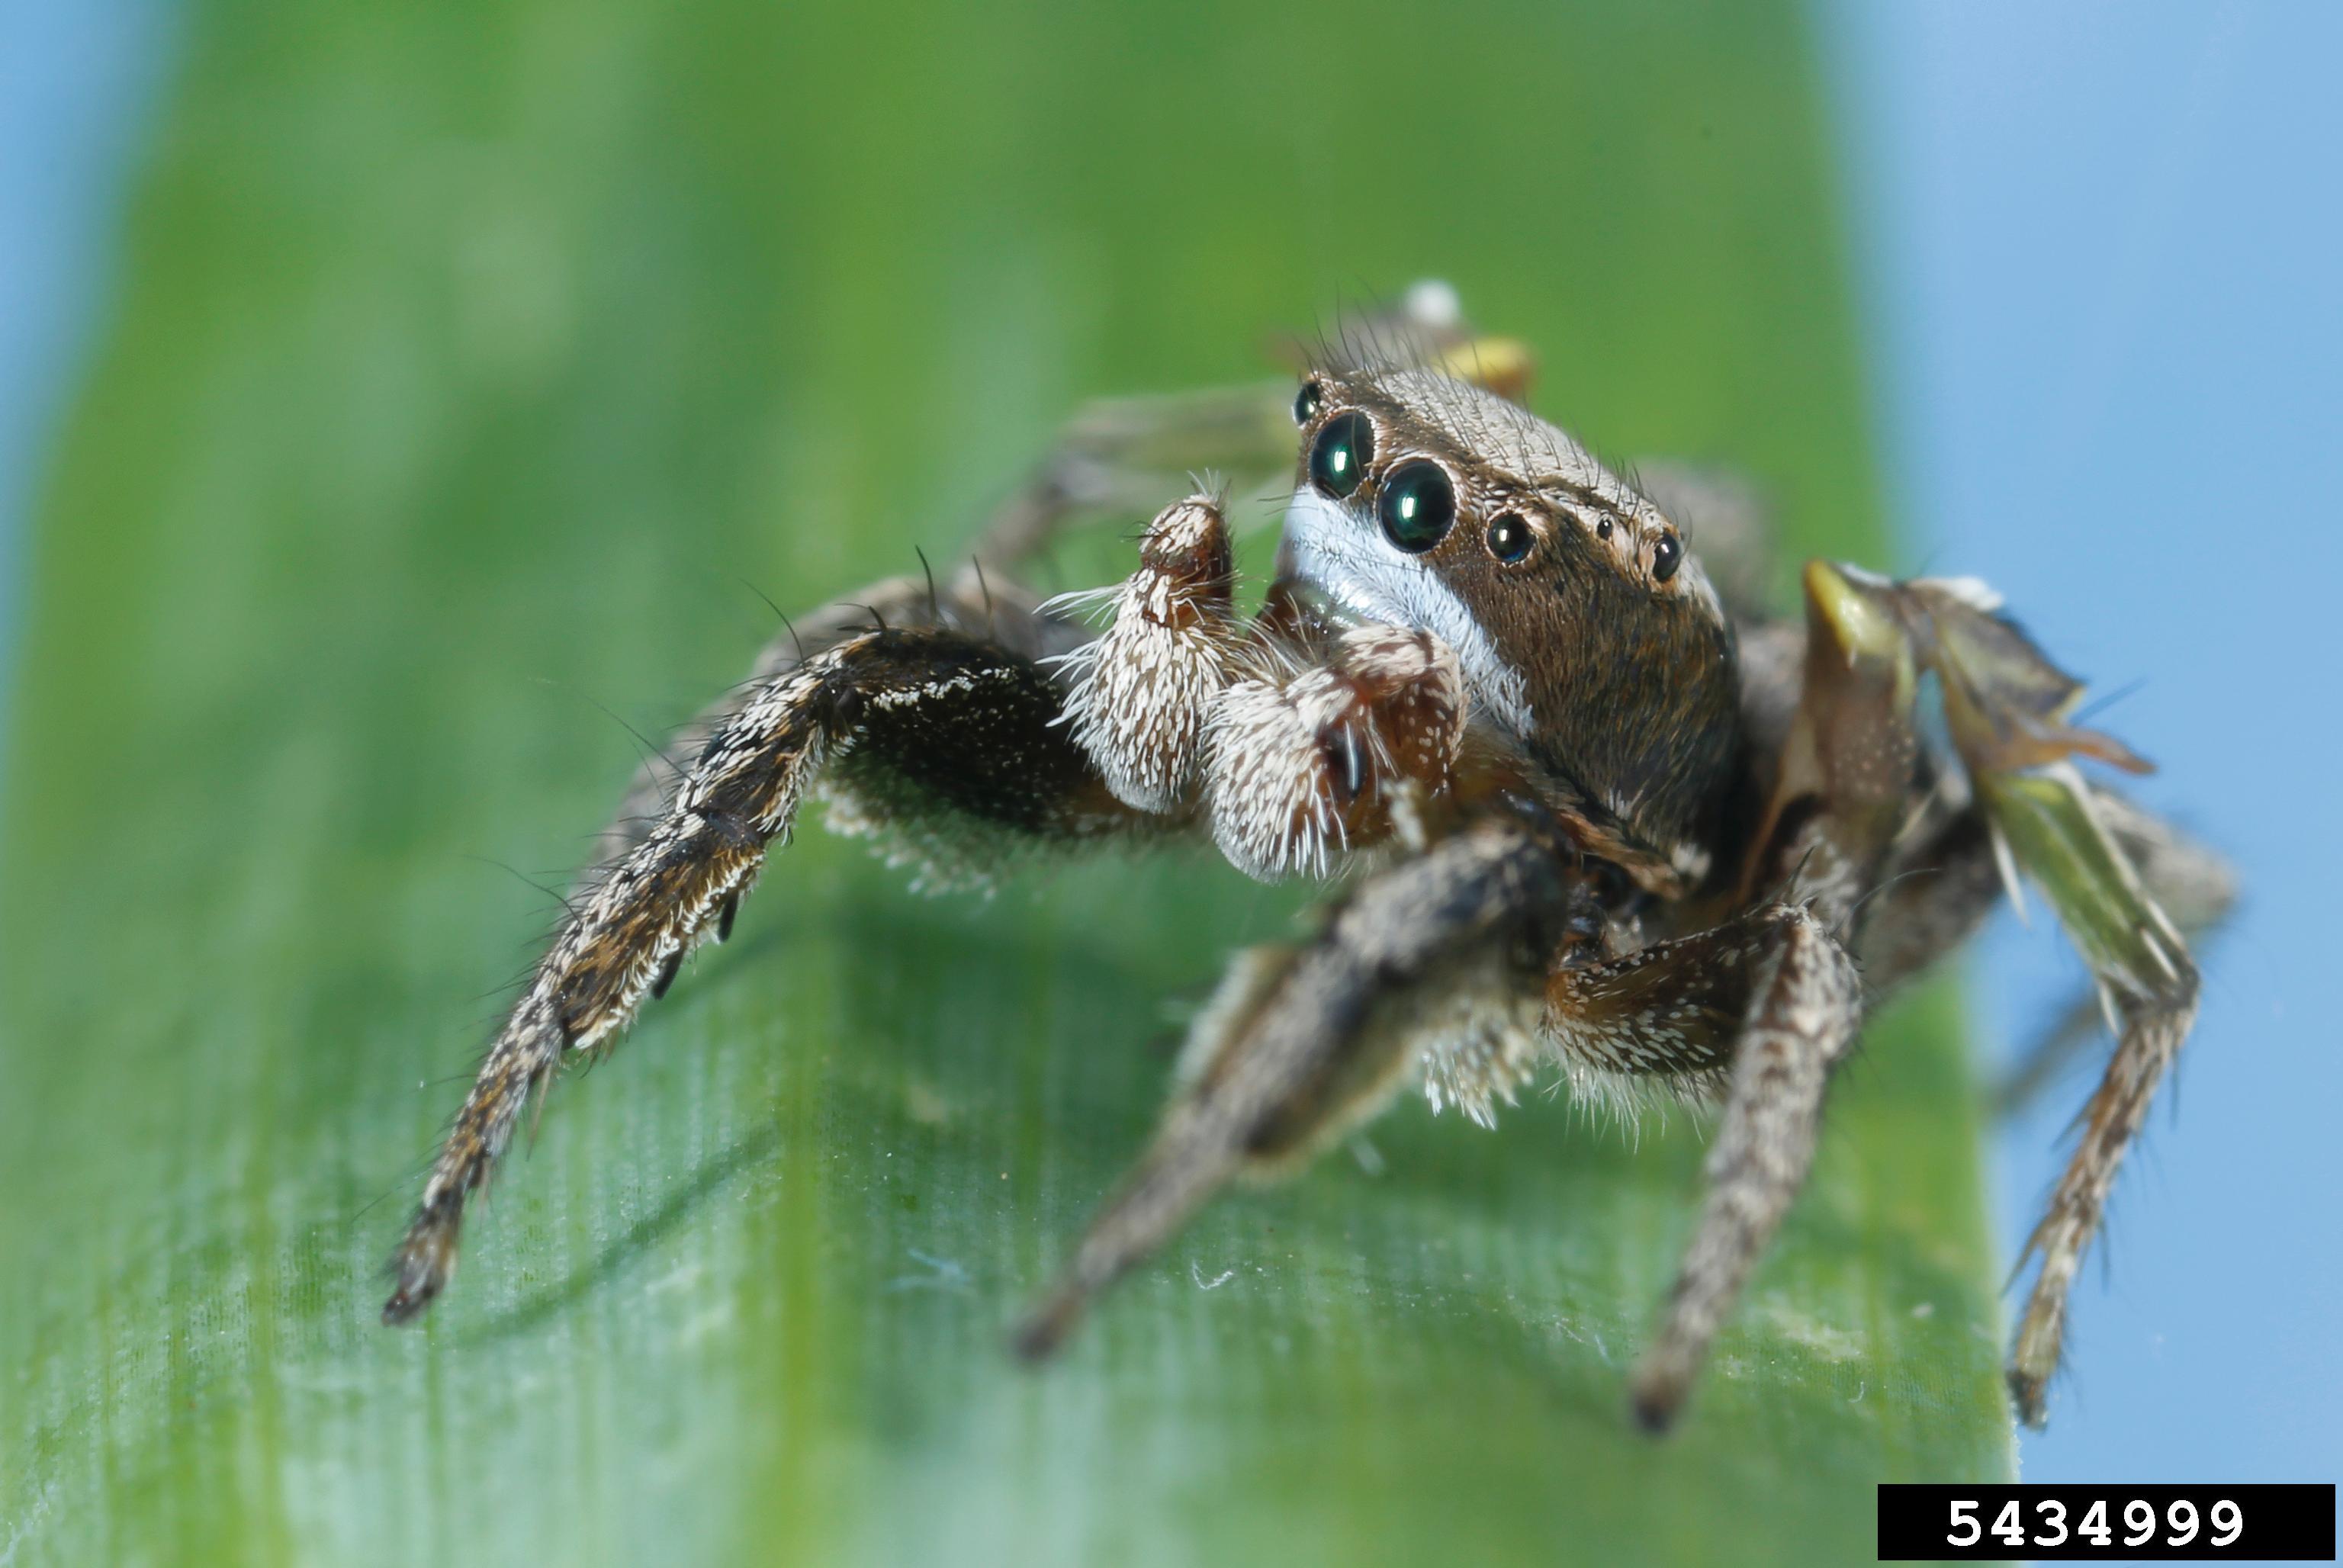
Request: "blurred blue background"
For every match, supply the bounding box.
[0,0,169,778]
[1825,0,2343,1489]
[3,0,2335,1493]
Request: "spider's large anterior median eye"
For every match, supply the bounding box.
[1308,411,1374,498]
[1652,532,1683,583]
[1377,460,1456,553]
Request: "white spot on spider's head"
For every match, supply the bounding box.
[1279,485,1532,737]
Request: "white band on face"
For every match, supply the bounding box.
[1280,485,1533,737]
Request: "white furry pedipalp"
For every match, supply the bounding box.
[1200,625,1465,882]
[1202,669,1355,879]
[1048,496,1237,813]
[1053,601,1230,813]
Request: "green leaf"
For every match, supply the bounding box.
[0,1,2014,1563]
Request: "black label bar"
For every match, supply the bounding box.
[1877,1483,2335,1561]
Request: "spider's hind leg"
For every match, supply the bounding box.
[1991,789,2235,1115]
[1803,562,2210,1428]
[964,283,1535,577]
[1981,764,2201,1428]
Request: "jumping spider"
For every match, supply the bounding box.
[384,284,2231,1432]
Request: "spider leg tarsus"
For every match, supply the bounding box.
[381,1190,461,1325]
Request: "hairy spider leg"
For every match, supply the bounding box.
[1799,561,2207,1429]
[1991,788,2233,1116]
[1623,904,1863,1430]
[384,623,1147,1323]
[1013,812,1576,1360]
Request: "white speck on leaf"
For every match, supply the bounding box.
[883,1249,971,1293]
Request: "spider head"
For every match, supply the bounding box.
[1274,366,1741,879]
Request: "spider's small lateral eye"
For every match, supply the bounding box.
[1652,532,1683,583]
[1377,460,1456,554]
[1595,516,1613,541]
[1485,512,1534,564]
[1308,411,1374,499]
[1293,379,1325,426]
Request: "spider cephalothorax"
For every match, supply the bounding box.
[382,288,2229,1435]
[1274,362,1743,885]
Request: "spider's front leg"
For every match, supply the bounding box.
[1612,905,1864,1429]
[1017,556,1525,1352]
[383,617,1148,1322]
[1013,808,1581,1358]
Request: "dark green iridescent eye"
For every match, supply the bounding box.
[1485,512,1534,564]
[1307,411,1374,498]
[1292,380,1325,426]
[1377,460,1456,553]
